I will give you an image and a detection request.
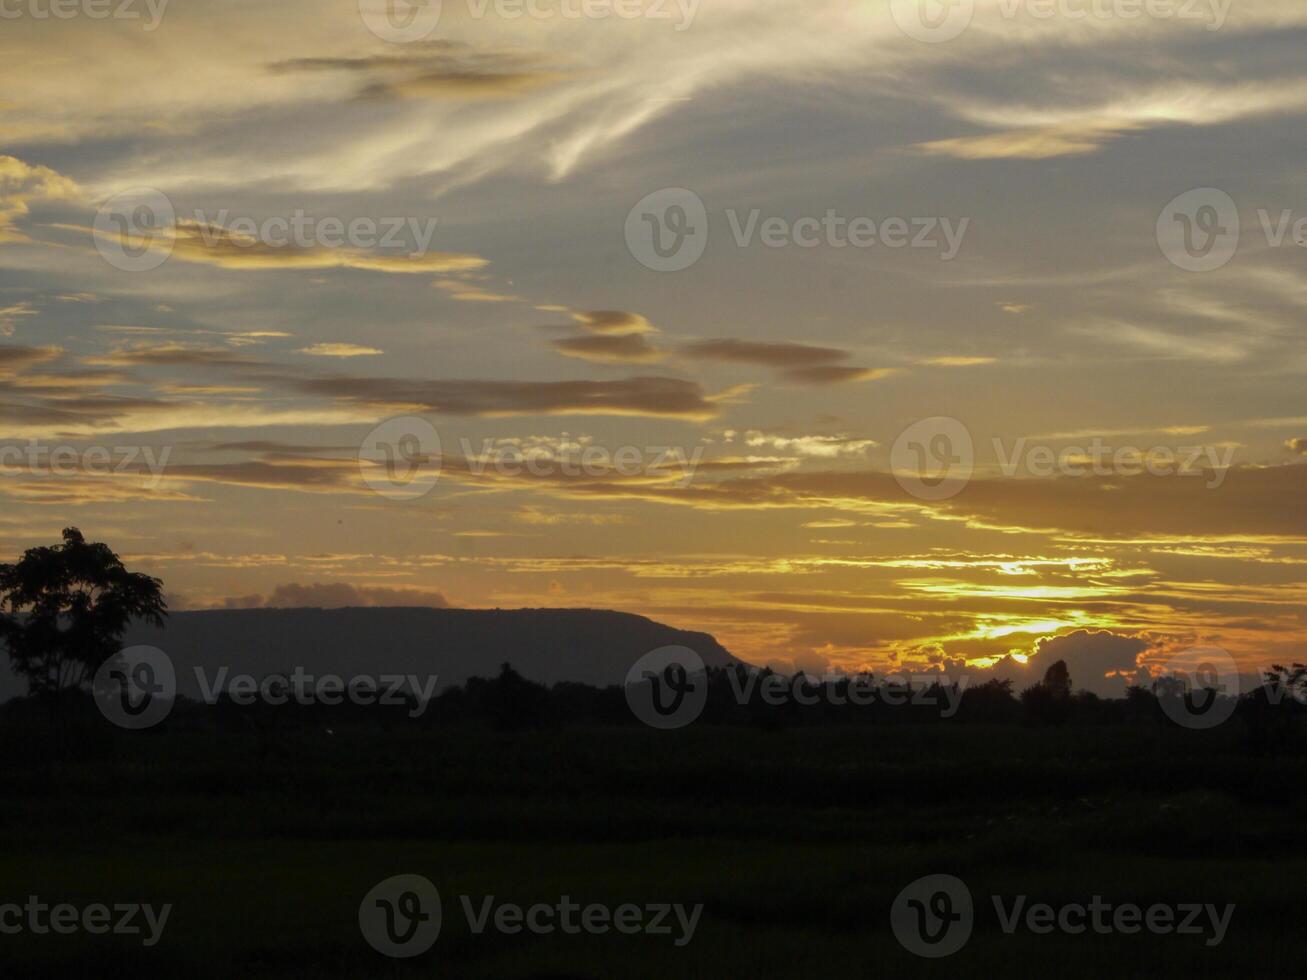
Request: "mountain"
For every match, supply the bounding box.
[63,606,740,701]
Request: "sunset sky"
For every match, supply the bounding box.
[2,0,1305,694]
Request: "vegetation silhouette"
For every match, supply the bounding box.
[39,657,1299,757]
[1020,660,1074,726]
[0,527,165,737]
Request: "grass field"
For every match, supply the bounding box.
[1,719,1303,977]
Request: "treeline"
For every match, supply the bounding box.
[7,661,1301,753]
[7,663,1307,757]
[428,662,1307,746]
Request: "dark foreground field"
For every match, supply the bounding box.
[2,717,1304,978]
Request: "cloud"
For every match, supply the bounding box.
[916,78,1307,160]
[287,372,718,419]
[21,4,872,189]
[680,338,891,384]
[986,629,1152,698]
[269,41,566,101]
[522,461,1307,545]
[224,581,450,609]
[0,344,390,436]
[545,310,665,359]
[21,345,721,432]
[551,333,662,363]
[8,368,133,392]
[0,344,59,375]
[913,121,1140,160]
[84,344,258,369]
[737,430,877,459]
[1068,320,1252,364]
[783,366,897,385]
[359,71,565,101]
[3,5,1305,678]
[157,384,263,396]
[155,220,488,274]
[567,310,657,335]
[0,303,37,338]
[204,440,353,454]
[433,278,521,303]
[157,459,365,494]
[683,338,850,367]
[0,155,79,242]
[265,42,475,73]
[297,343,384,357]
[514,506,629,526]
[0,474,201,506]
[226,330,294,347]
[9,2,1307,196]
[919,356,996,367]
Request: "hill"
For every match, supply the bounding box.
[59,606,743,702]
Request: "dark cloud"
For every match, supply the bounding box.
[0,400,91,428]
[205,440,354,454]
[269,41,563,101]
[85,345,257,369]
[224,581,449,609]
[93,344,720,421]
[0,344,60,374]
[682,338,850,367]
[358,72,562,100]
[681,338,889,384]
[551,333,661,363]
[986,630,1152,698]
[267,42,474,73]
[287,372,716,419]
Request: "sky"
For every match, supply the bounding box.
[1,0,1305,695]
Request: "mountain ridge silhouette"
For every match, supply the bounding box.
[77,606,745,701]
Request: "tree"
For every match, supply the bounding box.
[963,677,1018,722]
[1042,660,1072,699]
[469,662,551,730]
[1021,659,1072,725]
[0,528,166,697]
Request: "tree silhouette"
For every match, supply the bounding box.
[469,662,551,730]
[0,528,166,697]
[1021,658,1072,725]
[1042,659,1071,699]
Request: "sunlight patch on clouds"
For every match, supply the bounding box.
[297,343,384,357]
[914,120,1139,160]
[0,155,79,242]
